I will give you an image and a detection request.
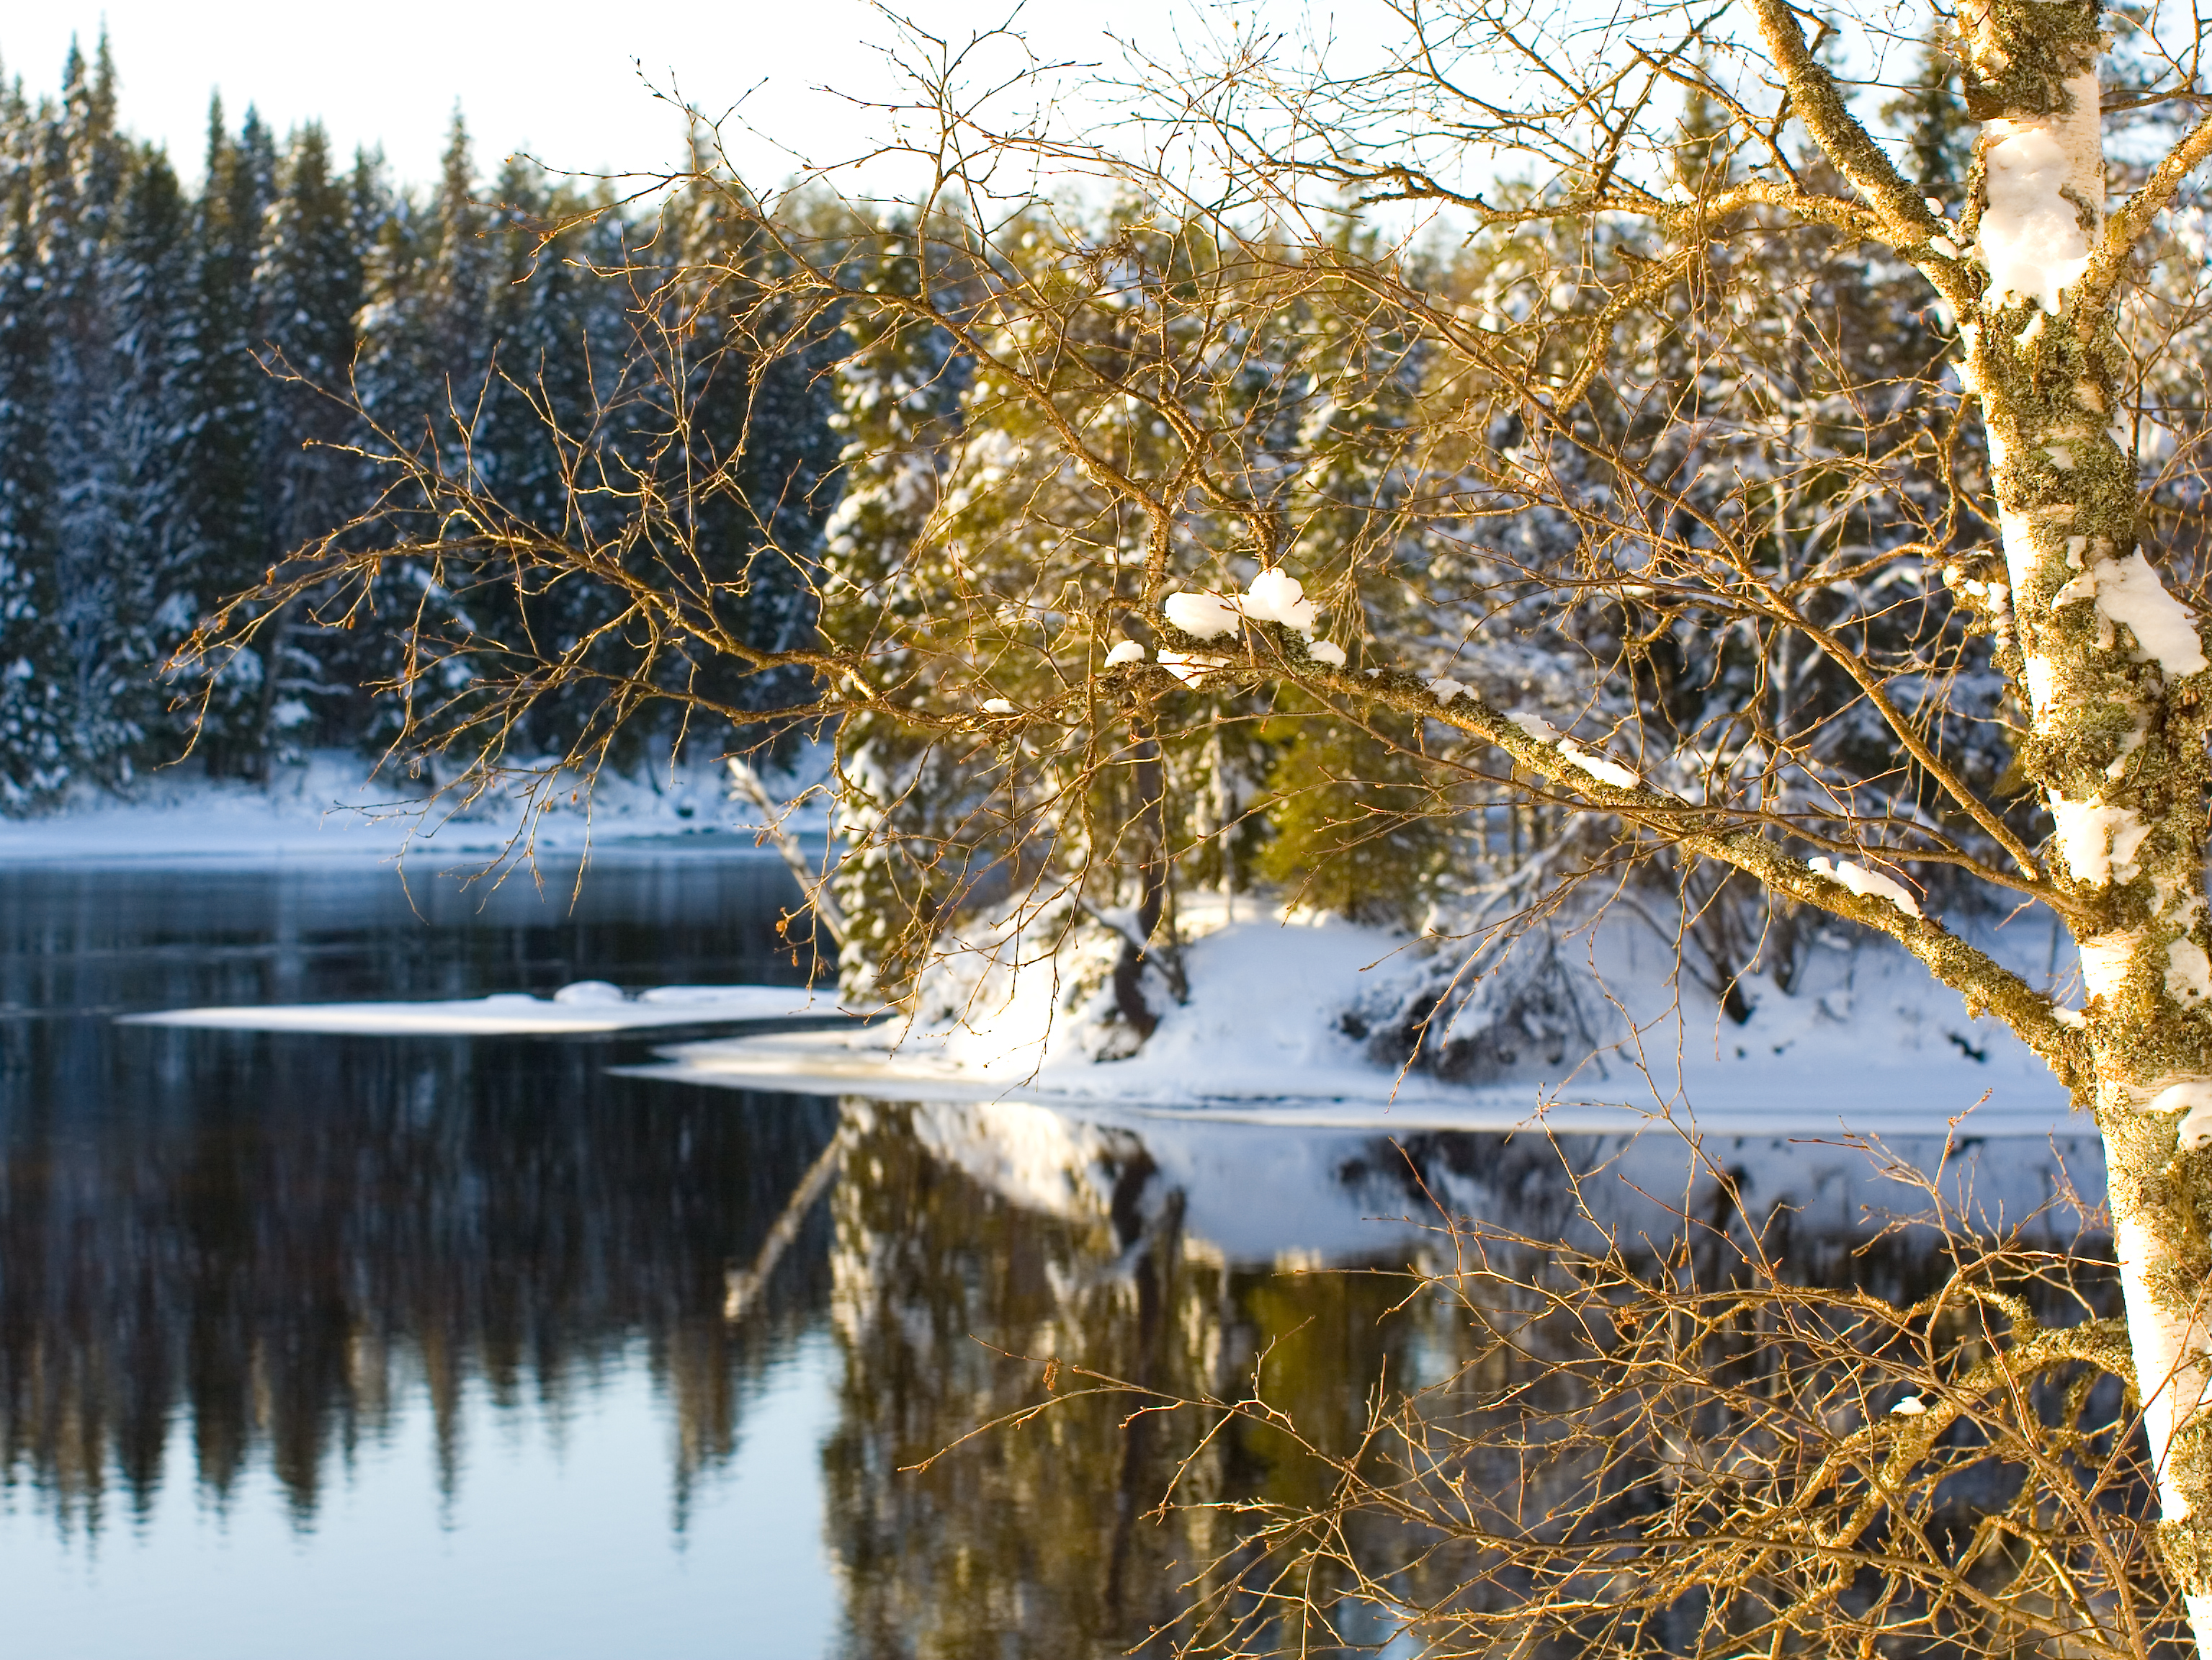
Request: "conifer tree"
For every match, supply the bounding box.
[178,98,277,775]
[105,139,197,758]
[662,177,838,739]
[250,121,364,757]
[1882,24,1976,200]
[0,65,64,803]
[817,225,968,1001]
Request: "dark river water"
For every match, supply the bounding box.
[0,850,2101,1659]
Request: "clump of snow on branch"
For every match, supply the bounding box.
[2049,795,2151,885]
[1240,568,1320,630]
[1505,711,1640,789]
[1806,857,1923,919]
[1158,650,1227,685]
[1163,592,1240,640]
[1103,640,1146,666]
[1162,570,1345,664]
[1976,71,2101,313]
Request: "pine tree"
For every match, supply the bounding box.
[1882,25,1974,200]
[1257,708,1450,927]
[420,111,491,411]
[0,66,65,803]
[346,116,493,762]
[42,37,155,779]
[663,177,838,738]
[250,120,364,757]
[176,97,277,775]
[106,139,198,764]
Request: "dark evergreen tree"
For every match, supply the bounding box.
[666,178,838,738]
[107,140,199,759]
[176,97,277,774]
[249,121,364,757]
[1883,26,1974,200]
[0,66,66,803]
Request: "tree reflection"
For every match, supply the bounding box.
[822,1100,1479,1656]
[0,1025,836,1532]
[0,996,2113,1659]
[817,1102,2108,1659]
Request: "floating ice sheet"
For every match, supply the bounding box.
[123,983,860,1036]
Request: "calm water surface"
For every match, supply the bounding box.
[0,852,2068,1659]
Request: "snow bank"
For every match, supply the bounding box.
[629,898,2079,1139]
[0,745,831,865]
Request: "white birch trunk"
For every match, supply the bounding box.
[1959,13,2212,1641]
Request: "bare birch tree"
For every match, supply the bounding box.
[1044,0,2212,1638]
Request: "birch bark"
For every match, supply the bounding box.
[1953,2,2212,1640]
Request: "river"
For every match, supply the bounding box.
[0,850,2104,1658]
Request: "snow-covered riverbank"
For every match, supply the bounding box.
[630,895,2079,1138]
[0,748,828,863]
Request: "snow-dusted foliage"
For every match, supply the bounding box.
[0,55,840,808]
[794,177,2056,1073]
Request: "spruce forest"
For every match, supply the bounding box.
[0,37,830,804]
[10,19,2212,1033]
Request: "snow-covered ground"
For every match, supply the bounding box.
[0,747,831,864]
[630,896,2081,1140]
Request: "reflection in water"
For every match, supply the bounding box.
[0,859,2110,1656]
[0,1041,838,1532]
[823,1099,1438,1656]
[0,855,838,1548]
[816,1101,2099,1658]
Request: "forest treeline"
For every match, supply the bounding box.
[10,30,2212,1035]
[0,37,831,803]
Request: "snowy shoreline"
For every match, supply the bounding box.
[54,762,2091,1166]
[0,749,826,865]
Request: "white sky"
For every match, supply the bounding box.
[1,0,1253,191]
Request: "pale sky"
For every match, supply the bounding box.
[2,1,1248,191]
